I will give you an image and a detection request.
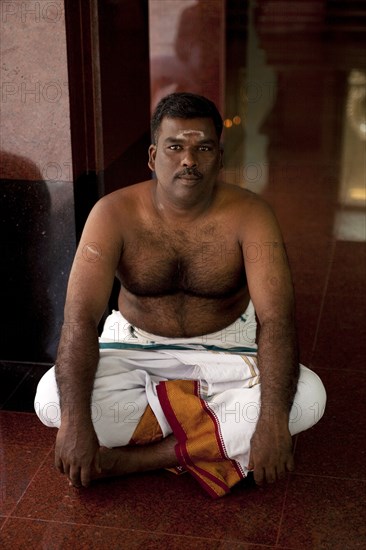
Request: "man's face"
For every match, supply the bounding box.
[148,117,222,200]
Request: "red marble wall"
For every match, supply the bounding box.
[0,0,72,182]
[0,1,75,363]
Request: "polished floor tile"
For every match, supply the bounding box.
[294,368,366,480]
[294,292,323,366]
[11,450,288,546]
[0,445,51,515]
[326,241,366,296]
[311,293,366,371]
[0,411,55,448]
[278,474,366,549]
[0,518,238,550]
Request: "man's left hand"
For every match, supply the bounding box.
[247,418,294,485]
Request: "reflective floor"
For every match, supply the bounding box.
[1,3,366,549]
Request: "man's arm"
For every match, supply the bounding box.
[55,196,123,488]
[241,197,299,485]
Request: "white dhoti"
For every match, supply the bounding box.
[35,302,326,498]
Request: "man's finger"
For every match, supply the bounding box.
[253,466,264,486]
[264,466,276,484]
[55,454,64,473]
[80,466,92,488]
[286,454,295,472]
[69,465,82,488]
[94,449,102,474]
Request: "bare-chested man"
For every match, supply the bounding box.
[35,93,326,498]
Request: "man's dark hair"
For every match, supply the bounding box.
[151,92,223,144]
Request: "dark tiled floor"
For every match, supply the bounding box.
[1,15,366,550]
[1,411,365,548]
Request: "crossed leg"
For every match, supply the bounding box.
[94,435,178,479]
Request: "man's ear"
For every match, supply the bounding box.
[148,144,156,171]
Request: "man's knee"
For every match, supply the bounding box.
[34,366,61,428]
[289,365,326,435]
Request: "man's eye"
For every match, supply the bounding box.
[168,145,182,150]
[198,146,211,152]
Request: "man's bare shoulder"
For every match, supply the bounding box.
[216,182,274,216]
[93,180,152,218]
[96,180,153,210]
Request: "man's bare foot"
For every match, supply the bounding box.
[93,435,179,479]
[93,447,130,477]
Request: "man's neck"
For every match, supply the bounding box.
[151,180,217,221]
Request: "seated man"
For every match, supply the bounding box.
[35,92,326,498]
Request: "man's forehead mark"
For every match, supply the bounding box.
[175,130,205,139]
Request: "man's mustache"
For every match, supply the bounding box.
[175,168,203,179]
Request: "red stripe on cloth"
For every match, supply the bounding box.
[157,381,229,496]
[200,397,245,480]
[174,442,227,498]
[157,380,242,497]
[156,380,188,442]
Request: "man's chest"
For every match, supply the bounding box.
[118,222,246,298]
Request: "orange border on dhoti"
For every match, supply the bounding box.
[157,379,245,498]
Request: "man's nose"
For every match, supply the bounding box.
[181,149,197,167]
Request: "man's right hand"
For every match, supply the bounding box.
[55,420,101,488]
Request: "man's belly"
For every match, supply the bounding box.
[117,287,251,338]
